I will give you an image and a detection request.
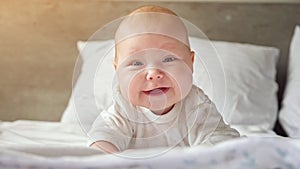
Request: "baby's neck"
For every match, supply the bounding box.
[151,104,175,115]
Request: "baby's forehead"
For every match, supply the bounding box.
[117,34,188,53]
[115,12,190,48]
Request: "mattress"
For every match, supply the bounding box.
[0,120,300,169]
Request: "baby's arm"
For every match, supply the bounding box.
[204,117,240,145]
[187,86,240,146]
[90,141,119,153]
[201,102,240,145]
[88,105,133,153]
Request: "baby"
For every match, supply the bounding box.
[88,5,239,153]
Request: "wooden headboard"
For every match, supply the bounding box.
[0,1,299,124]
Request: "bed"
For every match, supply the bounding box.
[0,120,300,169]
[1,1,300,169]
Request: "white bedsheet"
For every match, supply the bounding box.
[0,120,300,169]
[0,120,87,146]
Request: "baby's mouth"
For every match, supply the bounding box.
[143,87,170,96]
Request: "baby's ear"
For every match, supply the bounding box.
[190,51,195,63]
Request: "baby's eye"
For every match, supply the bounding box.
[131,61,144,66]
[162,56,178,63]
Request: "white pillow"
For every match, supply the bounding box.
[61,37,279,134]
[279,25,300,138]
[61,40,115,129]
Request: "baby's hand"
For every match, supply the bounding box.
[90,141,119,154]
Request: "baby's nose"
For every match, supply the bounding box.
[146,69,164,81]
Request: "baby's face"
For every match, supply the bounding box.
[115,34,194,115]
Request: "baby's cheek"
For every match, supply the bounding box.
[167,64,193,100]
[123,73,143,104]
[128,82,139,104]
[117,70,133,101]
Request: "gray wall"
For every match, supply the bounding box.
[0,1,299,121]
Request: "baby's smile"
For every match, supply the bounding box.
[143,87,170,96]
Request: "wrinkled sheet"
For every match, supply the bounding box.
[0,120,300,169]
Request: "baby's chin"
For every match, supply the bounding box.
[150,104,175,115]
[132,99,177,115]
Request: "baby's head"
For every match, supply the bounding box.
[114,6,194,115]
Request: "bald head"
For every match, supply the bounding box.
[128,5,177,16]
[114,5,190,65]
[115,5,189,44]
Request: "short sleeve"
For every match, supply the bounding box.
[87,105,133,151]
[186,86,240,146]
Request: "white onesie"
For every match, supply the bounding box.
[88,85,239,151]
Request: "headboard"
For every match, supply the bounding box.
[0,1,299,128]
